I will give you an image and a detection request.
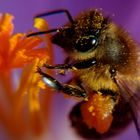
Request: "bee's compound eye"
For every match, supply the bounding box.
[75,35,98,52]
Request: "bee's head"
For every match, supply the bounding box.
[52,9,137,72]
[52,9,108,54]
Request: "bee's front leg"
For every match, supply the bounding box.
[43,57,96,70]
[37,67,87,99]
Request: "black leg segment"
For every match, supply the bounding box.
[37,67,87,98]
[43,58,96,70]
[27,29,58,37]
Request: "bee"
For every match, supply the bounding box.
[27,9,140,139]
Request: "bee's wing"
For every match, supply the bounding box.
[115,73,140,138]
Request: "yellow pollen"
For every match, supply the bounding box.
[58,69,65,75]
[92,112,96,116]
[72,66,77,71]
[16,49,33,62]
[88,106,94,112]
[37,81,46,89]
[84,97,89,101]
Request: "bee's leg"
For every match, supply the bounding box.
[43,63,73,70]
[37,67,87,98]
[43,58,96,70]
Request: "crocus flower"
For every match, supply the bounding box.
[0,1,140,140]
[0,13,53,139]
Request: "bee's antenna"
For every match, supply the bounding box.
[27,9,73,37]
[35,9,74,24]
[26,28,58,37]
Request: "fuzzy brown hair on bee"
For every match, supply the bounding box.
[27,9,140,139]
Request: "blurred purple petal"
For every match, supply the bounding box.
[0,0,140,140]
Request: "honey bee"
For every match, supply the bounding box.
[27,9,140,139]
